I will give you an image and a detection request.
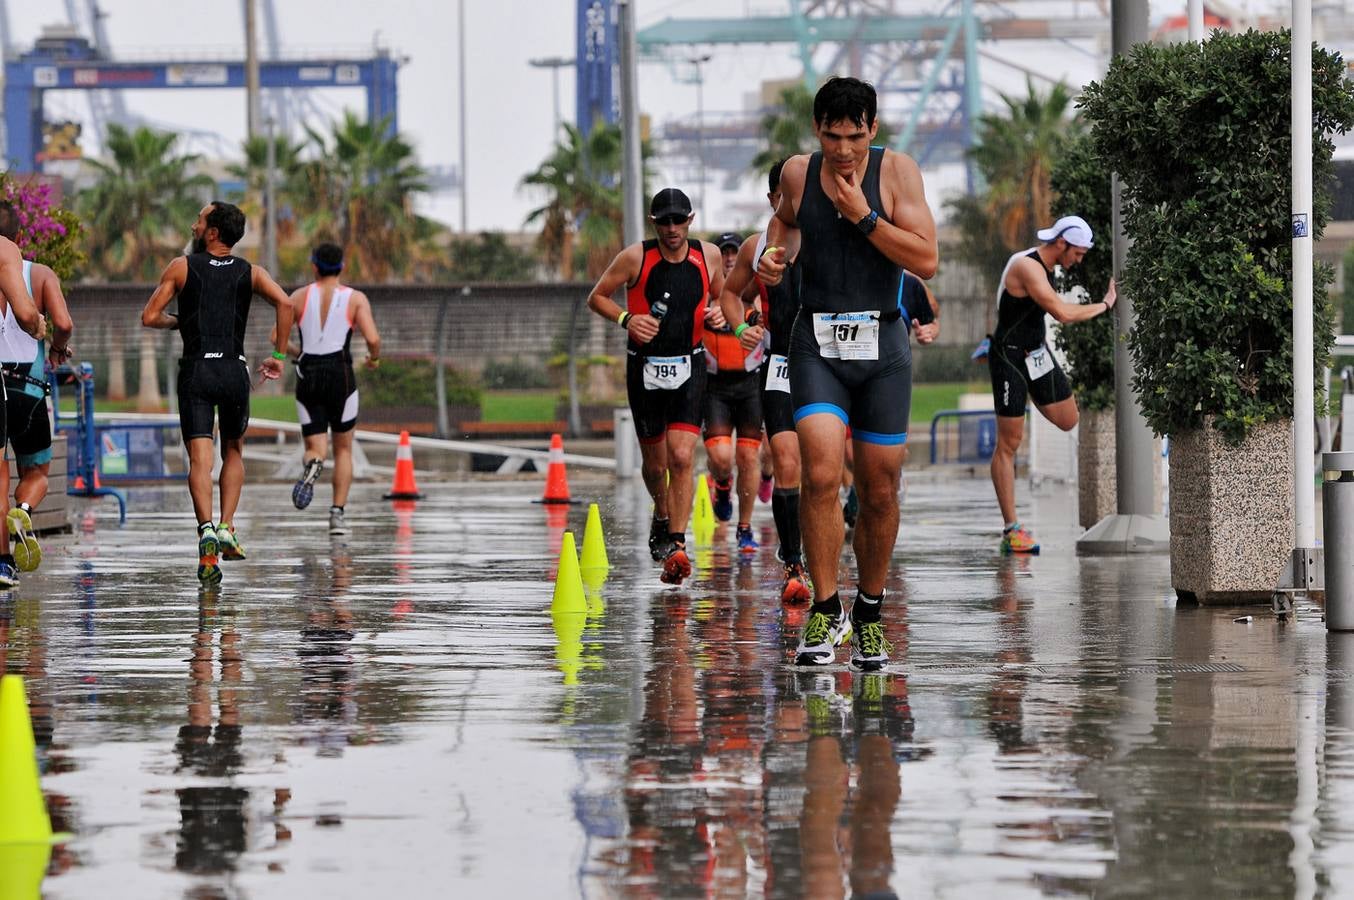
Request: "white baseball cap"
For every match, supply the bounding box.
[1036,215,1094,249]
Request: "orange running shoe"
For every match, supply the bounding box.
[780,561,811,603]
[660,542,692,585]
[1000,523,1040,555]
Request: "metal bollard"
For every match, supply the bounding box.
[1326,451,1354,631]
[613,408,640,479]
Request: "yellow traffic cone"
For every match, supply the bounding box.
[0,675,52,845]
[692,473,715,529]
[551,532,586,615]
[0,843,51,899]
[580,503,609,573]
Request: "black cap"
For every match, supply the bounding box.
[716,232,742,251]
[649,187,693,220]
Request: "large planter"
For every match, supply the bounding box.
[1168,417,1294,605]
[1077,408,1165,529]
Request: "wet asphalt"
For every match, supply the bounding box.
[2,471,1353,898]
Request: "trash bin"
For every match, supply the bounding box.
[613,408,639,480]
[1326,451,1354,631]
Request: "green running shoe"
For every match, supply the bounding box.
[795,607,851,666]
[849,620,893,672]
[217,522,246,561]
[197,524,222,585]
[7,506,41,572]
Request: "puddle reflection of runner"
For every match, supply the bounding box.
[986,557,1035,753]
[174,594,248,875]
[297,543,358,758]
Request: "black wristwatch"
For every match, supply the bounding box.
[856,209,879,235]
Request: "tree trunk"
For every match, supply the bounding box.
[106,321,127,402]
[135,329,162,412]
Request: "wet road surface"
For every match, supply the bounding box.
[4,473,1354,898]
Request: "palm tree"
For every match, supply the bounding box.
[78,124,214,410]
[296,112,429,280]
[77,124,214,280]
[521,122,628,280]
[226,134,308,265]
[967,79,1079,250]
[946,80,1080,282]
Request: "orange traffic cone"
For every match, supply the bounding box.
[383,430,424,500]
[539,433,573,505]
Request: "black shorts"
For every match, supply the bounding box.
[759,355,795,438]
[625,351,707,444]
[4,386,51,466]
[702,368,762,442]
[788,312,912,445]
[988,340,1072,417]
[177,356,251,442]
[296,359,358,438]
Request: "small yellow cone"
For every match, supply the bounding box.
[0,675,53,845]
[580,503,609,573]
[551,532,587,615]
[692,473,715,531]
[0,843,51,899]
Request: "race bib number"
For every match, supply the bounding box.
[642,355,692,390]
[765,354,790,393]
[1025,346,1055,380]
[812,312,879,361]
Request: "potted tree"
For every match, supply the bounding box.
[1081,30,1354,603]
[1050,132,1162,529]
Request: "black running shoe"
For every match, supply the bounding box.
[648,517,670,561]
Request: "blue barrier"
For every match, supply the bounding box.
[51,363,126,524]
[929,409,1000,465]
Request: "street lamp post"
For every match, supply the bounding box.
[686,54,712,217]
[529,56,575,136]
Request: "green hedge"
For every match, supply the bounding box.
[361,357,482,407]
[1080,30,1354,443]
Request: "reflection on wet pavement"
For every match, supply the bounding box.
[2,476,1352,896]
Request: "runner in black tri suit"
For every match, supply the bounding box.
[758,77,938,671]
[587,188,725,587]
[719,158,812,604]
[142,201,294,585]
[987,214,1116,555]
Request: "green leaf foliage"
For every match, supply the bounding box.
[1079,29,1354,443]
[1049,131,1115,412]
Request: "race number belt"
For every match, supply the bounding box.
[642,354,692,390]
[0,366,49,395]
[1025,345,1055,380]
[812,312,880,361]
[765,354,790,393]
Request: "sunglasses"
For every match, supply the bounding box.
[652,215,688,226]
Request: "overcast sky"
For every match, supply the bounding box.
[18,0,1288,234]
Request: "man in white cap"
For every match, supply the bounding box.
[988,214,1117,553]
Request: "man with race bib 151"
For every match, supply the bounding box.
[757,76,938,671]
[986,214,1116,554]
[587,189,725,586]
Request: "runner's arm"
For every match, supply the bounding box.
[914,281,940,344]
[251,266,295,357]
[350,291,382,368]
[34,264,74,360]
[0,239,43,338]
[719,236,763,349]
[142,257,187,329]
[1012,259,1115,324]
[588,244,657,343]
[867,152,937,279]
[759,156,806,286]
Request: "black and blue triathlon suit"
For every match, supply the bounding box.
[988,250,1072,417]
[789,147,913,445]
[624,239,712,444]
[175,252,253,442]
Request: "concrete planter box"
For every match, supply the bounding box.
[1077,408,1165,529]
[1168,417,1293,605]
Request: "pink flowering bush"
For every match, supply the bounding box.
[0,173,85,280]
